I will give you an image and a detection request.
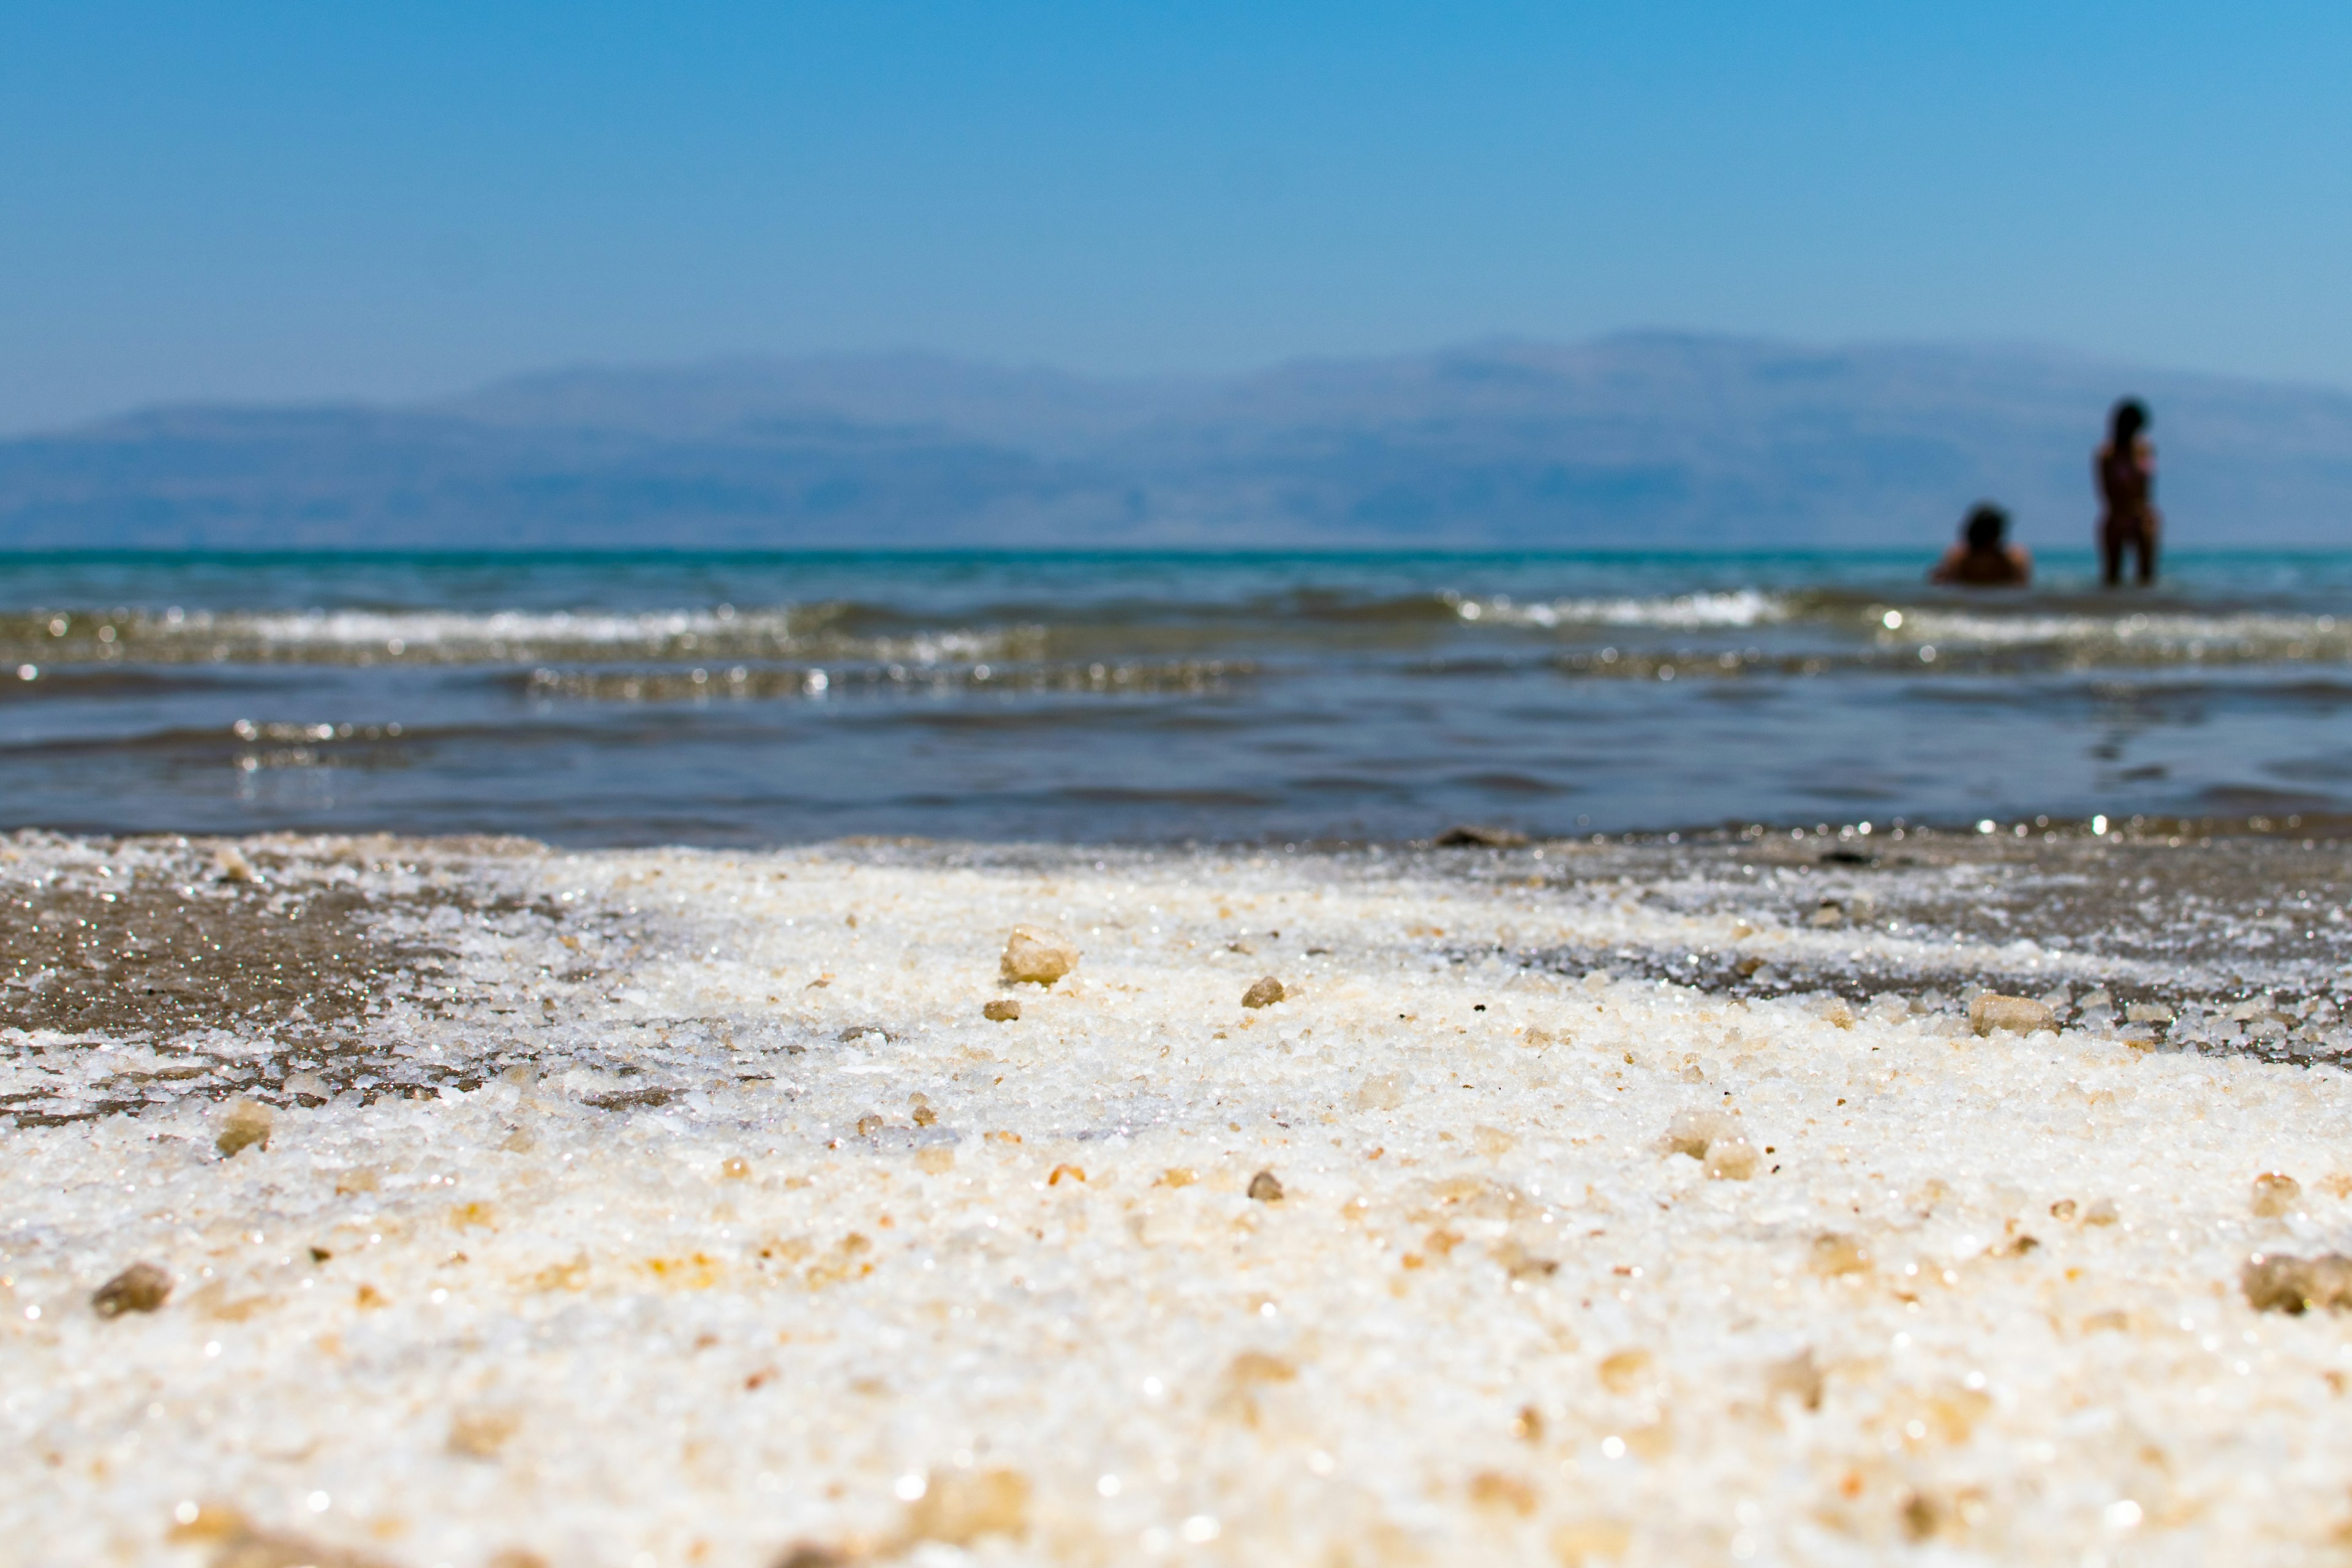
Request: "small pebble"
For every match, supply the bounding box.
[1248,1170,1284,1202]
[1471,1125,1515,1158]
[1661,1109,1736,1159]
[2244,1253,2352,1314]
[1764,1348,1823,1410]
[2252,1172,2302,1218]
[1597,1348,1651,1393]
[91,1261,173,1317]
[216,1098,274,1158]
[907,1466,1032,1546]
[1969,994,2058,1036]
[1703,1137,1760,1180]
[1242,976,1286,1009]
[1809,1232,1871,1276]
[1434,824,1528,848]
[982,999,1022,1022]
[769,1546,848,1568]
[1000,926,1079,987]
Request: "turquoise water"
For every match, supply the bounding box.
[2,549,2349,843]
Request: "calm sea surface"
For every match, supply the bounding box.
[3,550,2349,845]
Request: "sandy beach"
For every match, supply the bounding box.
[7,826,2352,1566]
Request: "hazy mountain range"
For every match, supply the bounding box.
[3,333,2350,550]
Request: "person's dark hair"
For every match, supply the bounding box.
[1964,502,2008,552]
[2110,397,2149,449]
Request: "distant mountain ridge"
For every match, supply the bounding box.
[4,333,2350,549]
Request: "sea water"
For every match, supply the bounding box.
[2,549,2350,843]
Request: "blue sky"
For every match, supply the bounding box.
[3,1,2348,430]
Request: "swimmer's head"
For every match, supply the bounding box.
[1964,502,2009,553]
[2111,397,2150,447]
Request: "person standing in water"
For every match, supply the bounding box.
[2097,398,2160,586]
[1930,502,2032,586]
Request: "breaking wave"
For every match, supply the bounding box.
[0,604,1045,668]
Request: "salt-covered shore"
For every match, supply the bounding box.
[6,829,2352,1567]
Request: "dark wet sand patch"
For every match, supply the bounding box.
[0,834,626,1125]
[1409,827,2352,1044]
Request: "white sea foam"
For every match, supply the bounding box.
[1456,589,1789,630]
[6,605,1039,666]
[1887,608,2351,658]
[7,835,2352,1564]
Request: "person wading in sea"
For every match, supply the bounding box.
[1929,502,2032,587]
[2097,398,2160,586]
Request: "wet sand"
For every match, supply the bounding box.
[7,828,2352,1565]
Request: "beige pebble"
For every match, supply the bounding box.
[1763,1346,1823,1409]
[1471,1125,1515,1158]
[216,1098,274,1158]
[2252,1172,2302,1218]
[999,926,1078,986]
[2244,1252,2352,1314]
[1703,1136,1760,1180]
[1809,1232,1871,1276]
[982,998,1021,1022]
[907,1466,1031,1547]
[1597,1347,1651,1393]
[1660,1108,1736,1159]
[91,1261,173,1317]
[1552,1520,1633,1566]
[448,1409,521,1459]
[1468,1470,1539,1515]
[767,1545,848,1568]
[1242,975,1286,1008]
[1247,1169,1285,1202]
[1969,993,2057,1036]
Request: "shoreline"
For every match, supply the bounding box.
[6,829,2352,1564]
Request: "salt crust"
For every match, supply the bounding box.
[7,840,2352,1566]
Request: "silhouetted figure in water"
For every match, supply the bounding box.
[2097,398,2160,586]
[1930,502,2032,587]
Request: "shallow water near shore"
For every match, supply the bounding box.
[6,549,2352,843]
